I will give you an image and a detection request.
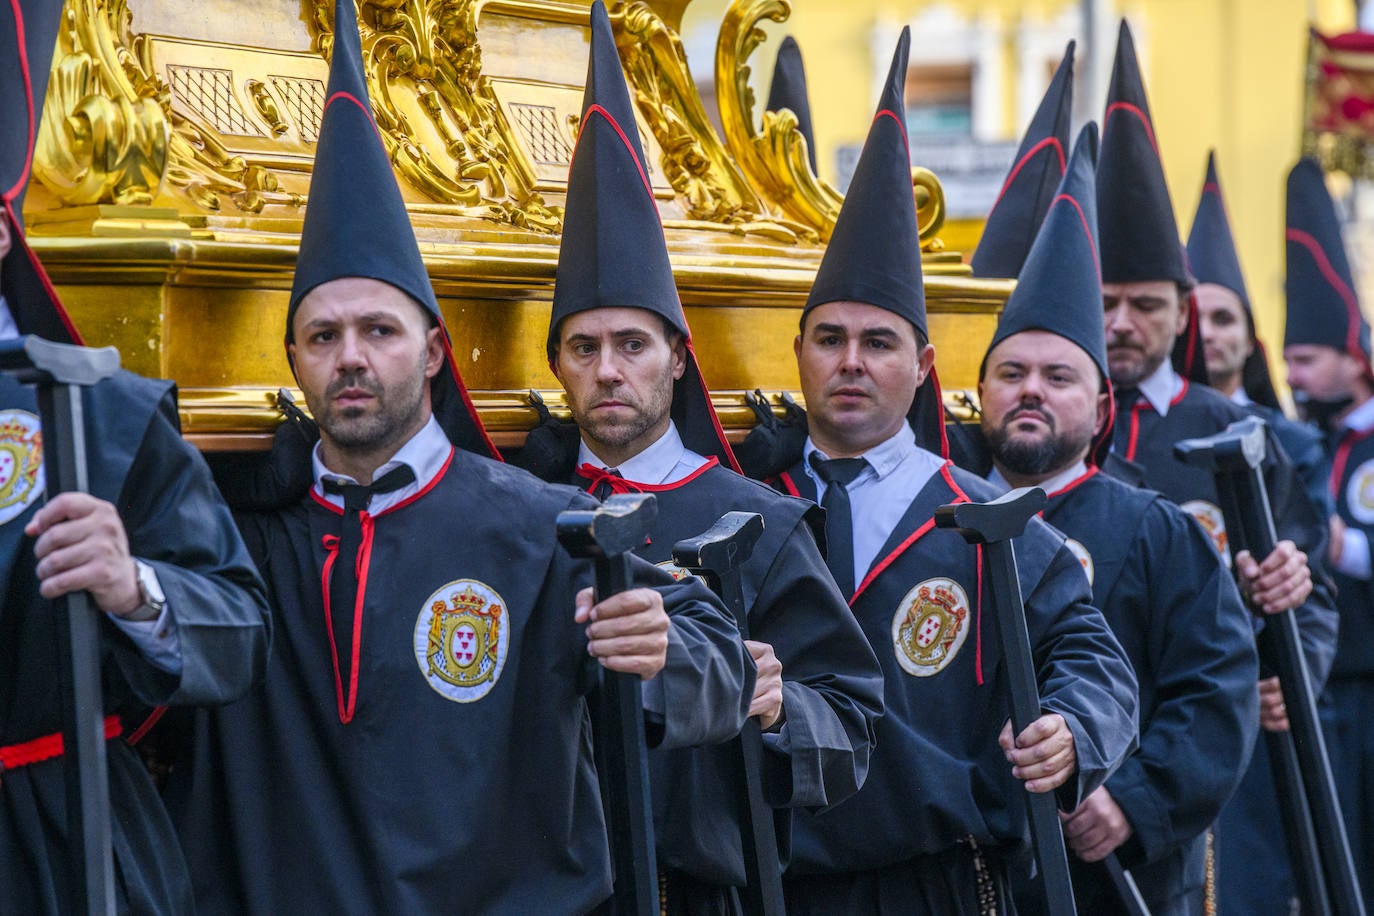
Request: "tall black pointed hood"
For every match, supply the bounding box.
[0,0,81,344]
[984,124,1115,463]
[288,0,497,459]
[1284,157,1371,367]
[802,28,946,456]
[1097,20,1189,288]
[548,0,737,471]
[970,41,1074,279]
[1187,151,1279,408]
[1187,152,1249,307]
[766,36,818,173]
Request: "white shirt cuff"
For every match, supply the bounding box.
[107,560,182,675]
[1338,527,1373,581]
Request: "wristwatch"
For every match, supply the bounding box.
[126,560,167,622]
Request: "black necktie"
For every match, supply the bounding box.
[1112,387,1141,453]
[810,454,869,598]
[321,464,416,714]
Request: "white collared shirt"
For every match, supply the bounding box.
[576,422,708,486]
[1341,395,1374,436]
[314,414,453,514]
[1229,387,1253,408]
[802,421,945,589]
[0,296,16,341]
[987,459,1089,497]
[1136,359,1185,417]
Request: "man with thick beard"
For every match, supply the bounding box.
[164,4,752,911]
[770,32,1137,915]
[970,122,1260,916]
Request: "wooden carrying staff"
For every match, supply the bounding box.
[673,511,784,916]
[557,493,660,915]
[1176,416,1365,916]
[0,336,121,916]
[935,487,1078,916]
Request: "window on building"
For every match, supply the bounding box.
[905,63,974,138]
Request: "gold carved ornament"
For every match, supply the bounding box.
[714,0,946,249]
[34,1,170,208]
[310,0,561,232]
[607,0,810,242]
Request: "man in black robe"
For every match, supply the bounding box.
[1095,36,1338,908]
[1185,150,1340,912]
[1097,23,1323,619]
[164,3,751,912]
[536,9,884,911]
[772,30,1138,915]
[0,3,271,912]
[1283,156,1374,901]
[970,125,1260,915]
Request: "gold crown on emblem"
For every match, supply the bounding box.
[917,584,960,613]
[445,585,502,618]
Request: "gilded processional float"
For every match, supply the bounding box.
[24,0,1011,452]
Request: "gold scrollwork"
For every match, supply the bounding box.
[33,1,293,215]
[609,0,805,242]
[34,2,169,207]
[715,0,945,248]
[246,80,289,137]
[310,0,562,233]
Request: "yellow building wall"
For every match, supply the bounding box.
[683,0,1358,381]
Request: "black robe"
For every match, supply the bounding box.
[168,448,752,915]
[1032,468,1259,915]
[1307,421,1374,902]
[1116,380,1342,913]
[1210,400,1339,913]
[573,460,885,900]
[775,461,1137,884]
[0,371,270,915]
[1116,380,1333,601]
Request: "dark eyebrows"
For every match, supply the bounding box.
[564,326,657,345]
[1126,295,1170,309]
[993,359,1079,375]
[810,322,903,342]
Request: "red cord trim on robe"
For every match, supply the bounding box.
[0,716,122,770]
[437,333,502,461]
[686,343,742,473]
[6,201,84,345]
[317,513,375,725]
[1331,427,1374,497]
[309,452,455,724]
[126,706,167,746]
[1124,379,1188,462]
[4,0,36,203]
[940,464,985,686]
[1046,465,1099,499]
[775,471,801,497]
[577,456,719,495]
[975,544,985,686]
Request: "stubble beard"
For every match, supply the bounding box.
[315,358,429,455]
[572,371,676,456]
